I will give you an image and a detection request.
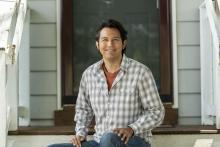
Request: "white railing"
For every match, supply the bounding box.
[200,0,220,129]
[0,0,27,146]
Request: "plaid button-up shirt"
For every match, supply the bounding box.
[74,55,165,143]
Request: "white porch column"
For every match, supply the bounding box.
[18,9,30,126]
[200,0,220,129]
[0,0,17,145]
[200,2,215,125]
[0,51,7,147]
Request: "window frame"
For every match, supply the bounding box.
[61,0,173,104]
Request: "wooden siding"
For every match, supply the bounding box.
[178,46,200,69]
[29,0,57,121]
[30,48,56,71]
[176,0,203,124]
[30,96,57,119]
[30,72,57,94]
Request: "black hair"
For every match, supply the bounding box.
[95,19,128,53]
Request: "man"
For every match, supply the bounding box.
[48,19,164,147]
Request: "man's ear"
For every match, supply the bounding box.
[96,41,99,50]
[123,40,127,49]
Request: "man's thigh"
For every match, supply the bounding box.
[81,140,99,147]
[126,136,151,147]
[99,132,150,147]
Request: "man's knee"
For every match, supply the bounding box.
[127,136,151,147]
[100,132,122,145]
[47,143,75,147]
[47,144,57,147]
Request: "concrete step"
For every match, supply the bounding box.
[7,139,15,147]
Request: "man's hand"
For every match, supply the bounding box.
[113,127,134,144]
[70,135,85,147]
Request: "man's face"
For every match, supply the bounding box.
[96,27,126,61]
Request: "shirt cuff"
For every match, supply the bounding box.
[76,131,87,138]
[128,123,139,135]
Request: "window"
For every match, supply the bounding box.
[61,0,176,125]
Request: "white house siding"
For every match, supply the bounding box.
[28,0,57,125]
[177,0,203,125]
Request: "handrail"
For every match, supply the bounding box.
[205,0,220,69]
[217,0,220,11]
[0,0,16,49]
[0,0,27,65]
[204,0,220,129]
[0,0,27,146]
[206,0,220,43]
[12,0,27,64]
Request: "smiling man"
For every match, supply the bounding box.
[48,19,164,147]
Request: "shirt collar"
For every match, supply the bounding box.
[93,54,130,73]
[120,54,129,72]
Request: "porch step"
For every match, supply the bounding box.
[54,104,75,126]
[193,139,213,147]
[7,139,15,147]
[8,125,219,135]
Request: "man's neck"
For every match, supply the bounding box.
[103,57,122,73]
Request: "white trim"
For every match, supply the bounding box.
[6,63,18,131]
[171,0,178,108]
[200,2,215,125]
[12,0,27,64]
[56,0,62,110]
[200,0,220,128]
[7,0,27,131]
[0,53,6,147]
[18,9,30,126]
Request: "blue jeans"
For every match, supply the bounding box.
[48,132,151,147]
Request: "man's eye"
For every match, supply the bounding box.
[113,39,120,41]
[101,39,108,42]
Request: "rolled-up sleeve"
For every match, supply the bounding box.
[74,72,94,137]
[129,68,165,134]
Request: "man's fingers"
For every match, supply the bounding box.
[74,136,80,147]
[76,136,83,147]
[117,132,122,137]
[77,136,85,147]
[80,136,84,141]
[125,136,130,144]
[114,129,122,137]
[113,128,134,144]
[71,136,83,147]
[121,133,127,142]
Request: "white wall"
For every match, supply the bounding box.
[27,0,205,125]
[176,0,204,125]
[28,0,57,125]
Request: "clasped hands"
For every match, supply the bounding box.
[71,127,134,147]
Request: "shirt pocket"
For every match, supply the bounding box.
[119,87,138,103]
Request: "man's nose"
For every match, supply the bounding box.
[107,40,113,46]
